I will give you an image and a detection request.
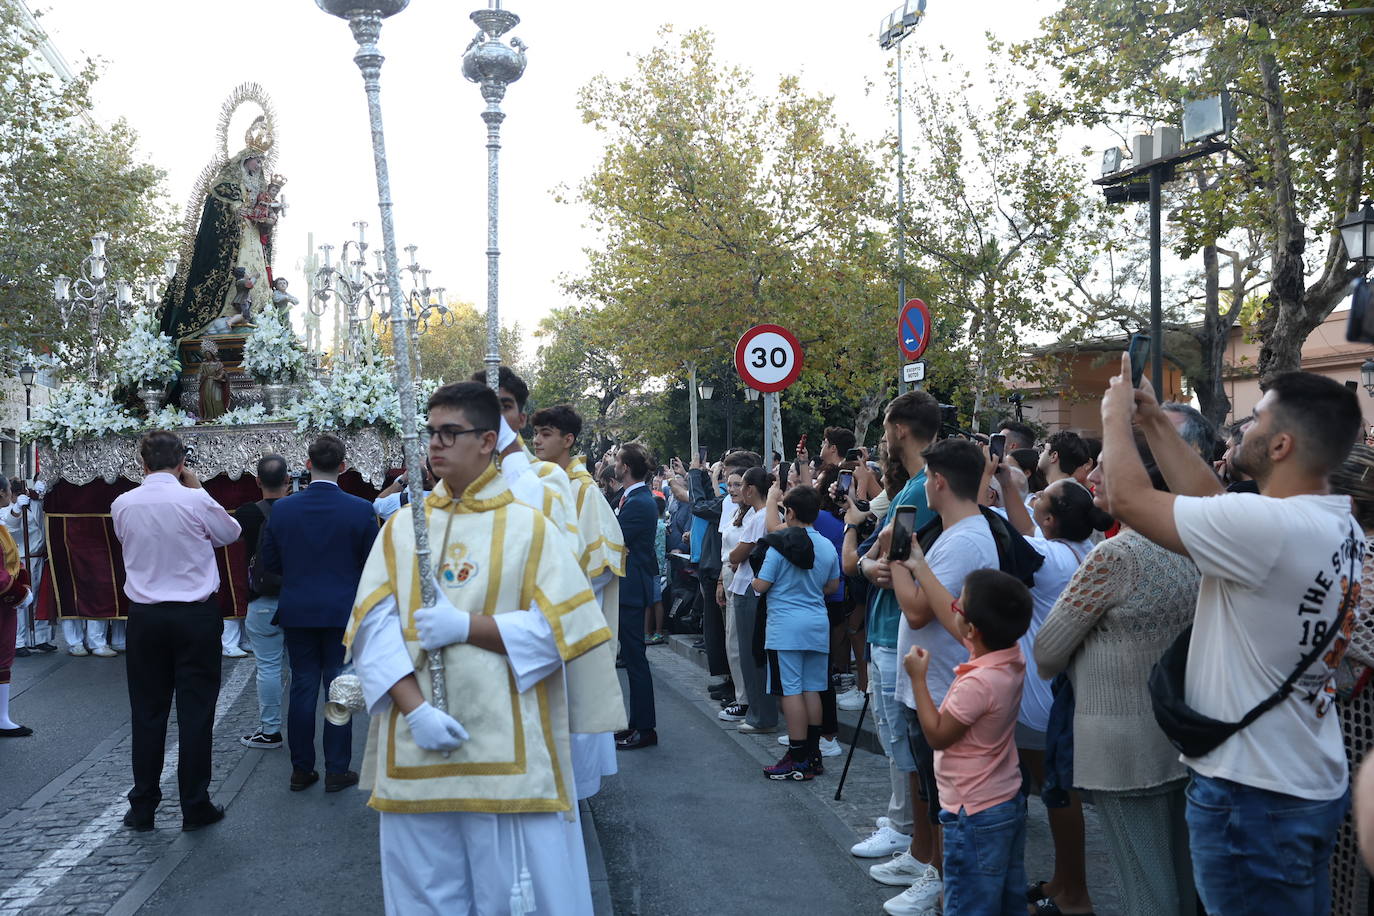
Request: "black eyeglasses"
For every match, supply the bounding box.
[424,425,493,447]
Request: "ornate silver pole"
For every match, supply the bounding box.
[316,0,448,717]
[462,2,526,392]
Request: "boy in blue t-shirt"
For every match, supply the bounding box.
[752,485,841,780]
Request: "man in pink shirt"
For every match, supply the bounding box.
[111,430,241,832]
[901,566,1033,916]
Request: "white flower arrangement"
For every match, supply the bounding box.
[284,361,406,435]
[243,309,307,384]
[112,312,181,388]
[21,382,140,449]
[214,403,273,426]
[140,405,197,431]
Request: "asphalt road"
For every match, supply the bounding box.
[589,666,893,915]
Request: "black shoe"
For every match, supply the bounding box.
[690,639,706,650]
[14,647,30,658]
[122,808,155,832]
[615,656,626,669]
[613,729,633,742]
[34,642,58,654]
[240,730,282,749]
[181,804,225,832]
[325,770,359,793]
[616,728,657,750]
[290,769,320,791]
[0,725,33,738]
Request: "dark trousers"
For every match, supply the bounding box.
[699,573,728,677]
[618,604,656,730]
[125,600,221,818]
[283,626,351,775]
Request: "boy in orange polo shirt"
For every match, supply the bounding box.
[902,567,1032,916]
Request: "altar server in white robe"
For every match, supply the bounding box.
[345,382,621,916]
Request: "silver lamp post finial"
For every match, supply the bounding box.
[462,2,526,392]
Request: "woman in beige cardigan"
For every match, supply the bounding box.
[1034,432,1200,916]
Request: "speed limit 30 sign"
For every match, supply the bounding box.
[735,324,804,393]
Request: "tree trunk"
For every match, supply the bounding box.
[1189,244,1233,430]
[854,390,885,447]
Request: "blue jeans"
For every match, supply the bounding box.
[282,626,351,775]
[1185,770,1348,915]
[939,795,1027,916]
[244,597,283,732]
[868,645,918,773]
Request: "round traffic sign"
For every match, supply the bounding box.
[898,298,932,361]
[734,324,803,393]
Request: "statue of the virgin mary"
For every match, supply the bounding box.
[160,84,285,341]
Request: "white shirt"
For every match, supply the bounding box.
[895,514,998,708]
[1018,536,1092,732]
[3,497,43,555]
[728,508,769,596]
[111,472,241,604]
[1174,492,1363,799]
[374,489,432,521]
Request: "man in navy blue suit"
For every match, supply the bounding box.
[614,442,658,749]
[259,434,379,792]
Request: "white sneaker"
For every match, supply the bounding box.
[851,824,913,858]
[870,852,935,887]
[91,646,117,658]
[836,688,866,711]
[819,736,842,757]
[222,647,249,658]
[777,733,790,746]
[882,869,942,915]
[68,646,89,657]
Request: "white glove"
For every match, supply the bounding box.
[31,482,45,498]
[404,702,469,752]
[497,416,518,451]
[14,495,30,510]
[414,587,471,650]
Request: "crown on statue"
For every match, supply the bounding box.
[268,173,287,189]
[244,115,274,155]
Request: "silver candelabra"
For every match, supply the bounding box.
[52,232,177,385]
[310,222,390,366]
[316,0,447,717]
[373,244,454,382]
[462,0,526,392]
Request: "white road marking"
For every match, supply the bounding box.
[0,661,254,911]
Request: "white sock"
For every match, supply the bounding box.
[0,684,18,729]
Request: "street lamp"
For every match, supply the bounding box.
[744,387,760,403]
[1362,358,1374,396]
[462,0,527,392]
[879,0,926,394]
[697,381,715,401]
[1339,200,1374,268]
[18,363,34,481]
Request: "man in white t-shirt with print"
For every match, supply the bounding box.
[1100,354,1364,915]
[884,438,1000,916]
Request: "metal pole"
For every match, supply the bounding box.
[324,1,447,715]
[19,502,34,649]
[23,385,32,481]
[762,392,775,475]
[688,362,699,463]
[463,5,527,394]
[1149,166,1164,401]
[896,40,908,396]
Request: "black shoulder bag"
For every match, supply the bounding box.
[247,500,282,597]
[1149,522,1360,758]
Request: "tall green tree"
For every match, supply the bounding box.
[1022,1,1373,384]
[529,304,629,449]
[0,1,176,362]
[563,27,889,405]
[382,300,522,385]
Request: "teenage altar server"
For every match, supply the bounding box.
[530,404,628,798]
[346,382,620,915]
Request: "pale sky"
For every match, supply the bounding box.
[36,1,1052,362]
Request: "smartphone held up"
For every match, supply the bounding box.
[888,506,916,562]
[1127,332,1151,390]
